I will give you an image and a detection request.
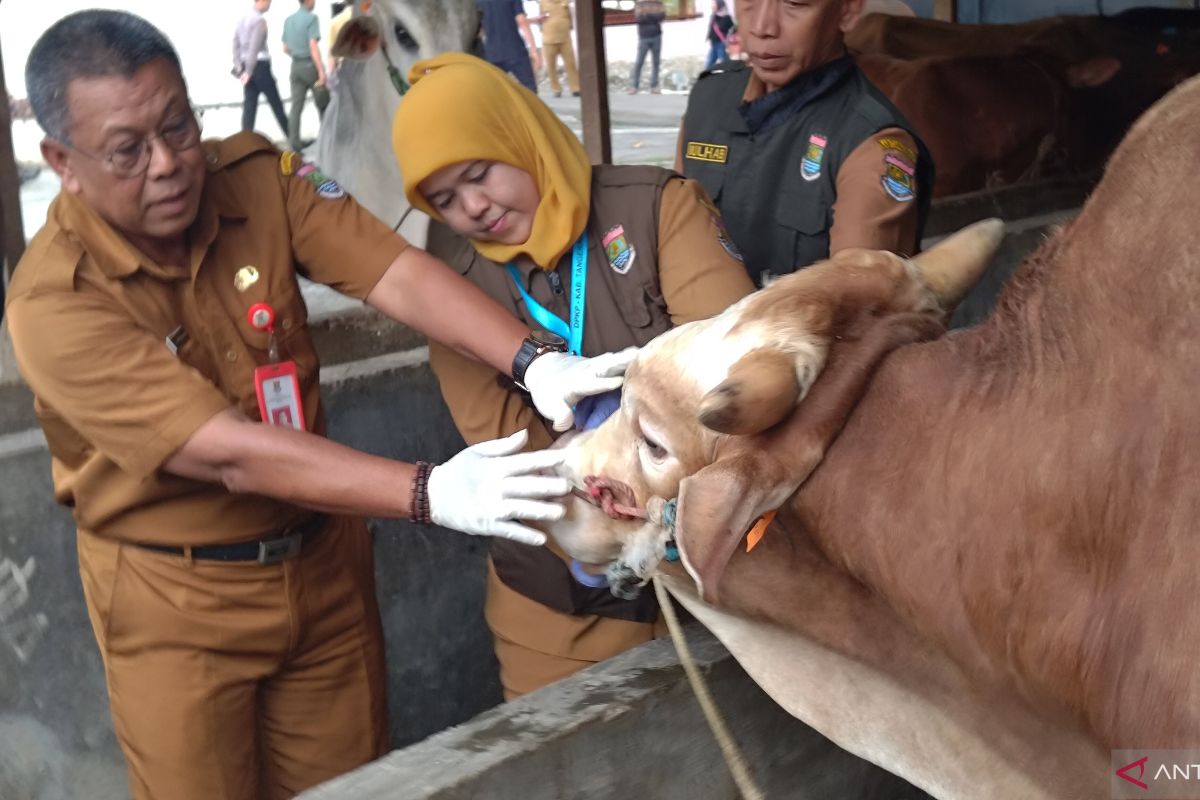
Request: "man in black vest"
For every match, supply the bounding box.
[676,0,934,285]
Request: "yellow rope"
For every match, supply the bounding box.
[653,575,766,800]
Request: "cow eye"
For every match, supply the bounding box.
[641,435,668,464]
[393,21,417,50]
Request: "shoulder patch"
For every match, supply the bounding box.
[712,213,743,263]
[880,151,916,202]
[877,135,918,164]
[687,184,741,261]
[281,153,346,199]
[877,134,918,202]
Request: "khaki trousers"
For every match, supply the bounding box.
[543,39,581,94]
[484,560,665,699]
[77,516,388,800]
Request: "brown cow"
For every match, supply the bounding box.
[849,12,1200,196]
[856,50,1121,196]
[548,73,1200,798]
[846,13,1105,62]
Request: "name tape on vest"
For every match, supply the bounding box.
[685,141,729,164]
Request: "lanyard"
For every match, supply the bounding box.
[504,232,589,355]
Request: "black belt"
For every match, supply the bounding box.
[135,514,329,564]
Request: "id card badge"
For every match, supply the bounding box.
[254,361,306,431]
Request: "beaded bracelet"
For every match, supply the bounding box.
[409,461,434,525]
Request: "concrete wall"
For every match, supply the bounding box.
[300,627,930,800]
[0,180,1090,799]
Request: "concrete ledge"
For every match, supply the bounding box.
[301,624,930,800]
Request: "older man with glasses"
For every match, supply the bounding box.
[7,10,637,799]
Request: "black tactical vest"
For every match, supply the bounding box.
[681,59,934,285]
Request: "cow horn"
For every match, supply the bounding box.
[911,218,1004,311]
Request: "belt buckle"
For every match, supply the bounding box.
[257,532,303,565]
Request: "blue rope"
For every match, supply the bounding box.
[661,498,680,562]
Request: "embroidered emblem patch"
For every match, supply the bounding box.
[282,153,346,199]
[876,136,918,164]
[881,153,916,202]
[712,214,743,263]
[602,225,637,275]
[693,189,741,259]
[685,141,729,164]
[801,134,827,182]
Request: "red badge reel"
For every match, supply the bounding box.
[247,303,306,431]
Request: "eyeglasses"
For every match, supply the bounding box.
[66,111,203,178]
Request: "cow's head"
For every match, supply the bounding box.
[317,0,480,236]
[331,0,478,78]
[548,220,1004,601]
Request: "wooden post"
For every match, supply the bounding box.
[932,0,958,22]
[0,36,27,289]
[575,0,612,165]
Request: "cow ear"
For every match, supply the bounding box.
[698,347,806,436]
[1066,57,1122,88]
[675,454,771,606]
[331,16,382,60]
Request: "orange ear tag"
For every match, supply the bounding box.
[745,509,777,552]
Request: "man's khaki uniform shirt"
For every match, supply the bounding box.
[6,132,407,546]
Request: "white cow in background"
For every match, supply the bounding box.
[317,0,478,245]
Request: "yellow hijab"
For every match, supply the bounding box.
[392,53,592,270]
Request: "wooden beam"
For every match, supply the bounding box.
[932,0,958,22]
[575,0,612,164]
[0,35,27,290]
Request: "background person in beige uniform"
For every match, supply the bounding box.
[393,54,754,698]
[8,12,635,800]
[537,0,580,97]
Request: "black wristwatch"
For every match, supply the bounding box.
[512,330,568,390]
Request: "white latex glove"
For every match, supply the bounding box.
[427,429,570,546]
[523,347,639,432]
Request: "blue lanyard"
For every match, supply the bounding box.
[504,232,588,355]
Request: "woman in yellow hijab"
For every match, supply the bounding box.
[392,52,754,699]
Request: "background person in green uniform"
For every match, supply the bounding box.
[282,0,329,150]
